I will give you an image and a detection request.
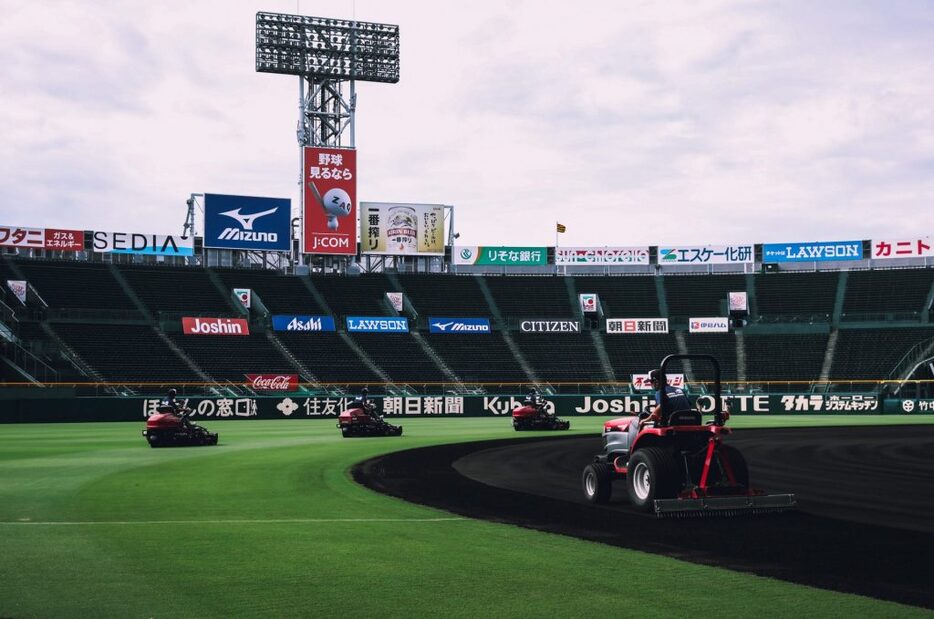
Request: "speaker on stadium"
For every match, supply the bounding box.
[763,263,779,273]
[731,318,747,329]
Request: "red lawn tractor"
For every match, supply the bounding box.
[143,401,218,448]
[512,392,570,431]
[581,354,795,517]
[337,397,403,438]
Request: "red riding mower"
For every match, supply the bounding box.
[512,391,570,431]
[338,397,403,438]
[581,354,795,517]
[143,400,218,448]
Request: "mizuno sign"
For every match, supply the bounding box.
[428,317,491,334]
[204,194,290,251]
[346,317,409,333]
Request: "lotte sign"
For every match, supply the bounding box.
[303,147,357,255]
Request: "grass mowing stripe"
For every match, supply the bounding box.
[0,517,467,525]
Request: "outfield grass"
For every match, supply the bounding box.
[1,416,932,618]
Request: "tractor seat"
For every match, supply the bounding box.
[664,409,702,426]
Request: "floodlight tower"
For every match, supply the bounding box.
[255,13,399,270]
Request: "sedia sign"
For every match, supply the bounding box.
[182,317,250,336]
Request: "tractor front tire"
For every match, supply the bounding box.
[582,462,614,504]
[717,445,749,488]
[626,447,679,512]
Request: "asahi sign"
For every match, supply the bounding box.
[606,318,669,334]
[245,374,298,391]
[519,319,580,333]
[182,317,250,335]
[271,315,336,332]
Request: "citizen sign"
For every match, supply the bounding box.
[519,320,581,333]
[182,317,250,335]
[245,374,298,391]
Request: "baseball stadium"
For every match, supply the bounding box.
[2,5,934,619]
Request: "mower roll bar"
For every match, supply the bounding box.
[658,354,725,426]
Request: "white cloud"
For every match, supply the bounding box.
[0,0,931,246]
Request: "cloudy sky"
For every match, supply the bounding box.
[1,0,932,247]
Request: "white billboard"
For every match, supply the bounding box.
[555,247,650,266]
[658,245,753,265]
[606,318,669,334]
[689,317,730,333]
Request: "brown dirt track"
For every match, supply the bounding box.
[353,425,934,609]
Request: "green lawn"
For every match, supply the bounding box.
[1,416,931,618]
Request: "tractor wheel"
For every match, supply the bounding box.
[626,447,679,512]
[582,462,614,504]
[147,434,160,448]
[717,445,749,488]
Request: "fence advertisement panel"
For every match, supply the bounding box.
[0,226,84,251]
[6,280,27,305]
[728,292,748,313]
[555,247,650,265]
[870,237,934,259]
[762,240,862,263]
[689,317,730,333]
[606,318,669,334]
[303,147,357,255]
[428,317,491,333]
[360,203,444,255]
[203,194,291,251]
[92,231,194,256]
[244,374,299,391]
[271,315,336,332]
[658,245,753,264]
[631,373,684,390]
[453,246,548,266]
[518,319,581,333]
[579,293,598,313]
[181,317,250,335]
[346,316,409,333]
[0,393,905,423]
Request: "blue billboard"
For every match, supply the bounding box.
[204,193,291,251]
[428,317,491,334]
[271,315,335,332]
[346,317,409,333]
[762,240,863,263]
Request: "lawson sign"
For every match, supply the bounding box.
[272,315,335,332]
[762,240,862,263]
[346,317,409,333]
[204,194,291,252]
[428,317,491,334]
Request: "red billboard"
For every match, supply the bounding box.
[0,225,84,251]
[303,147,357,254]
[245,374,299,391]
[182,317,250,336]
[44,229,84,251]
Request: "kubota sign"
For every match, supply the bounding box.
[182,317,250,335]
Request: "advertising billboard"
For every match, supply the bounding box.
[182,317,250,335]
[606,318,669,334]
[631,373,685,390]
[453,246,548,266]
[245,374,299,391]
[93,232,194,256]
[303,147,357,255]
[6,280,27,305]
[870,237,934,259]
[204,194,290,251]
[271,315,336,332]
[346,316,409,333]
[361,203,444,255]
[728,292,748,313]
[386,292,404,312]
[761,240,862,263]
[689,317,730,333]
[428,317,491,333]
[0,225,84,251]
[579,294,598,313]
[518,320,581,333]
[658,245,753,264]
[555,247,650,265]
[234,288,251,309]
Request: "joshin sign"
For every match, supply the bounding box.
[303,147,357,255]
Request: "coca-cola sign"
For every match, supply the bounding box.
[182,317,250,335]
[245,374,299,391]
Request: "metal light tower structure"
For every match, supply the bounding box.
[255,12,400,270]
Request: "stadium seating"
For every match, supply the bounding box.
[13,260,137,311]
[513,332,606,382]
[682,333,738,382]
[483,276,575,318]
[310,274,395,316]
[214,268,326,314]
[398,274,491,317]
[755,271,839,318]
[121,266,232,314]
[346,333,445,384]
[572,276,660,317]
[168,332,296,382]
[425,332,526,384]
[830,327,934,380]
[663,274,746,319]
[602,333,681,382]
[276,332,381,384]
[54,323,193,382]
[744,334,829,382]
[843,269,934,317]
